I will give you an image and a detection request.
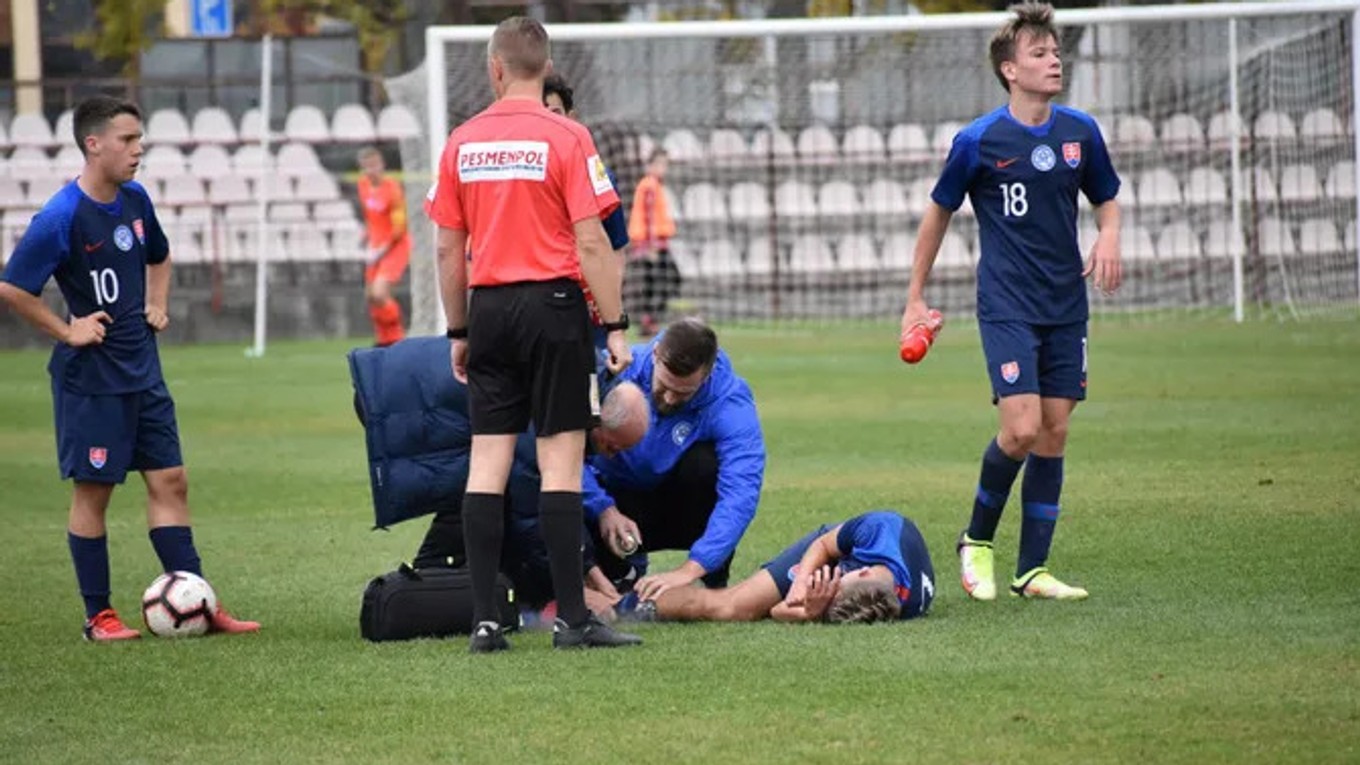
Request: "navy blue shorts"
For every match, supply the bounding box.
[53,380,183,484]
[761,524,834,599]
[979,320,1087,401]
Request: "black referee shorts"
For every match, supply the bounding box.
[466,278,598,437]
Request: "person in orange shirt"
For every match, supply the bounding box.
[357,146,410,346]
[627,149,678,337]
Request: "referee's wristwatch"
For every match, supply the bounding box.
[446,326,468,339]
[602,313,630,333]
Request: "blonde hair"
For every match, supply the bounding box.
[989,2,1057,93]
[826,577,902,624]
[489,17,550,79]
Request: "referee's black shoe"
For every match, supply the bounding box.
[469,621,510,653]
[552,614,643,649]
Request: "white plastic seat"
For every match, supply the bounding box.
[330,103,377,143]
[1300,108,1345,141]
[0,121,10,149]
[837,234,880,271]
[0,179,27,207]
[52,110,73,147]
[749,128,796,161]
[140,145,188,180]
[9,114,55,148]
[863,179,909,216]
[232,145,275,176]
[816,181,859,218]
[238,107,269,141]
[6,147,51,181]
[1135,167,1184,209]
[53,146,83,178]
[160,175,207,207]
[192,106,238,144]
[1241,167,1279,205]
[936,231,972,268]
[188,145,233,179]
[1114,114,1157,151]
[745,237,776,274]
[795,125,838,163]
[1325,161,1355,200]
[293,172,341,202]
[1157,221,1202,259]
[931,122,962,156]
[1298,218,1341,255]
[680,183,726,222]
[1204,220,1246,259]
[728,182,770,221]
[1207,111,1245,148]
[706,129,748,163]
[276,142,323,177]
[698,238,743,277]
[284,105,331,143]
[662,129,704,162]
[1159,113,1205,153]
[1257,217,1295,258]
[1123,224,1158,261]
[376,104,421,141]
[906,177,937,216]
[146,108,192,146]
[25,176,66,206]
[207,175,254,206]
[774,181,817,218]
[841,125,885,160]
[1278,164,1323,203]
[270,202,311,223]
[788,235,835,272]
[1254,111,1297,142]
[887,123,931,162]
[882,233,917,269]
[1184,166,1228,206]
[313,200,358,222]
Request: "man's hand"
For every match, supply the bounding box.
[801,565,842,621]
[604,330,632,375]
[598,507,642,558]
[635,567,700,602]
[66,311,111,347]
[900,297,932,343]
[450,338,468,383]
[145,305,169,332]
[1083,234,1123,295]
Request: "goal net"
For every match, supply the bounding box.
[393,2,1360,334]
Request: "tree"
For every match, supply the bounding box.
[77,0,167,78]
[257,0,407,77]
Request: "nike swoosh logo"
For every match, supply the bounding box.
[84,240,105,252]
[996,158,1020,168]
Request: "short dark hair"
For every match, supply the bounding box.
[656,318,718,377]
[989,2,1057,92]
[543,73,574,113]
[73,96,141,155]
[647,148,669,164]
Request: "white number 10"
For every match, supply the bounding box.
[89,268,119,306]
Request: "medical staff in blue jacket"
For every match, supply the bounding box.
[585,318,766,601]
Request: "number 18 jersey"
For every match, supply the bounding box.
[1,181,170,394]
[931,105,1120,325]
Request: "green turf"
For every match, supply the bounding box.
[1,320,1357,764]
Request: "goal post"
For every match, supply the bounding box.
[395,0,1360,334]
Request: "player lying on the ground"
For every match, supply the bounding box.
[614,510,934,624]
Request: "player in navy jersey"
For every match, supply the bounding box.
[900,3,1122,601]
[614,510,933,624]
[0,96,259,640]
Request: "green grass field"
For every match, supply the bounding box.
[1,320,1358,764]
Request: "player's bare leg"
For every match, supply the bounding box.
[1011,396,1087,600]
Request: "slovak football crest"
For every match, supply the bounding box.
[1063,142,1082,168]
[89,447,108,469]
[1001,361,1020,384]
[132,219,145,244]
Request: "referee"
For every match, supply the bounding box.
[426,17,640,653]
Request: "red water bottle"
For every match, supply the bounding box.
[899,309,944,364]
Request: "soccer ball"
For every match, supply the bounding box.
[141,571,217,637]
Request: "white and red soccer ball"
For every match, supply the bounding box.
[141,571,217,637]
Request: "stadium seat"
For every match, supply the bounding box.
[637,134,657,162]
[841,125,885,161]
[1135,167,1184,209]
[276,142,323,177]
[775,181,817,218]
[238,107,270,141]
[232,145,275,176]
[1300,108,1345,142]
[1298,218,1341,255]
[1241,167,1279,205]
[837,234,880,271]
[331,103,377,143]
[1325,161,1355,200]
[207,175,253,206]
[313,200,358,222]
[160,175,208,207]
[1157,221,1202,259]
[796,125,839,164]
[270,202,311,223]
[26,176,66,206]
[668,240,700,280]
[52,110,73,147]
[931,122,962,157]
[697,238,743,278]
[1254,110,1296,142]
[863,178,909,216]
[1278,164,1324,203]
[749,128,796,162]
[53,145,83,178]
[293,172,341,203]
[1257,216,1295,258]
[729,182,770,221]
[0,179,27,208]
[1114,114,1157,151]
[376,104,421,141]
[0,120,9,149]
[788,235,835,272]
[1204,219,1246,259]
[1123,224,1158,261]
[140,145,188,180]
[1346,220,1356,252]
[1184,166,1229,206]
[887,123,931,162]
[906,177,936,216]
[881,232,917,269]
[662,129,704,162]
[707,129,748,163]
[169,235,206,264]
[1159,113,1205,153]
[816,181,859,218]
[146,108,192,146]
[9,113,55,148]
[7,147,51,181]
[285,105,332,143]
[192,106,239,144]
[681,183,727,222]
[259,175,298,202]
[936,231,972,268]
[1206,110,1244,148]
[746,236,777,274]
[188,145,233,179]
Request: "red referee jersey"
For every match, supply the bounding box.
[425,98,620,287]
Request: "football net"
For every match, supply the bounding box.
[393,2,1360,334]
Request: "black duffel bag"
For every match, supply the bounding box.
[360,564,518,642]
